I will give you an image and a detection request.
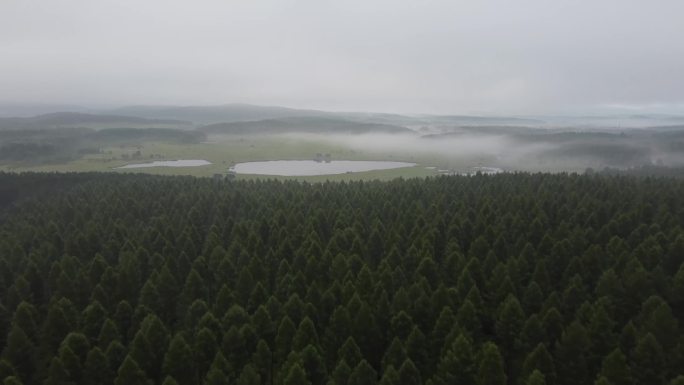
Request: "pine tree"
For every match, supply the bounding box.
[275,316,297,364]
[522,343,556,385]
[523,282,544,314]
[2,325,34,384]
[203,368,228,385]
[300,345,327,385]
[155,265,179,321]
[599,348,632,385]
[0,303,8,350]
[105,340,126,375]
[477,342,506,385]
[455,299,481,338]
[587,300,617,371]
[0,360,16,382]
[495,294,525,378]
[352,302,380,363]
[236,268,255,306]
[526,370,547,385]
[58,345,81,385]
[193,327,218,380]
[542,307,564,347]
[331,360,352,385]
[390,312,413,341]
[162,334,194,385]
[631,333,664,385]
[405,327,428,376]
[81,300,107,342]
[554,321,590,385]
[521,314,546,353]
[430,306,455,356]
[177,269,207,319]
[236,364,261,385]
[252,305,275,341]
[338,337,363,369]
[97,319,121,350]
[642,301,678,352]
[435,333,475,385]
[43,357,74,385]
[348,360,378,385]
[114,356,152,385]
[83,347,113,385]
[11,302,38,341]
[283,363,311,385]
[379,365,399,385]
[43,303,75,353]
[252,339,273,385]
[381,338,406,373]
[129,314,169,381]
[113,301,133,341]
[618,321,638,355]
[397,359,421,385]
[222,325,246,369]
[293,317,320,352]
[203,352,230,385]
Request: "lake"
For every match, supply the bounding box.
[117,160,212,169]
[230,160,416,176]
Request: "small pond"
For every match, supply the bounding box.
[230,160,416,176]
[117,160,212,169]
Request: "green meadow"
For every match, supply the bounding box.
[0,135,449,181]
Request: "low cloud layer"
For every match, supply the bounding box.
[2,0,683,115]
[280,128,684,172]
[282,132,558,169]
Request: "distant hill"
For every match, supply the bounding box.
[425,115,546,126]
[110,104,330,124]
[198,116,412,135]
[0,112,191,130]
[0,104,93,117]
[109,104,554,127]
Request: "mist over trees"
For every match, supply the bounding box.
[1,172,683,385]
[2,105,684,173]
[3,2,684,384]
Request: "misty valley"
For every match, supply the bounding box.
[4,106,683,385]
[2,105,684,179]
[4,1,684,384]
[229,161,417,177]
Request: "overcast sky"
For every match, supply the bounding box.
[1,0,683,115]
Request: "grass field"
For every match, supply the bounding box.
[0,135,462,181]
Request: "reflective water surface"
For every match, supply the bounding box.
[230,160,416,176]
[117,160,212,169]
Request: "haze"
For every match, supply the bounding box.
[2,0,684,115]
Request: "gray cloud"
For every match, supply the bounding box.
[1,0,683,114]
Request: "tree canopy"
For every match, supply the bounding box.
[0,171,683,385]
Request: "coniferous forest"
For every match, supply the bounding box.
[1,172,683,385]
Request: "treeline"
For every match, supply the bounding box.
[198,117,410,135]
[0,173,683,385]
[0,173,149,211]
[0,128,205,163]
[596,165,684,178]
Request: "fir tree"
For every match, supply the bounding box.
[477,343,506,385]
[162,334,194,385]
[114,356,151,385]
[83,347,113,385]
[526,370,547,385]
[283,363,311,385]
